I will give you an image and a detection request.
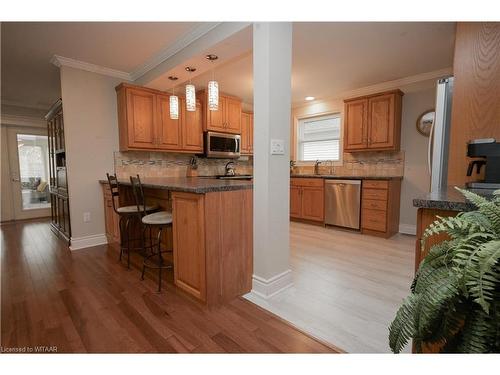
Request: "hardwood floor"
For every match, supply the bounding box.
[245,221,415,353]
[0,219,338,353]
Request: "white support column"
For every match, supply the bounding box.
[251,22,293,299]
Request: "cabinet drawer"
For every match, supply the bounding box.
[362,188,388,201]
[362,199,387,211]
[363,180,389,189]
[362,209,387,232]
[290,178,324,188]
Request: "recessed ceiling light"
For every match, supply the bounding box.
[305,96,315,101]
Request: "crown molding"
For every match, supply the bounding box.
[51,55,132,80]
[50,23,223,83]
[1,114,46,127]
[292,67,453,110]
[129,22,221,81]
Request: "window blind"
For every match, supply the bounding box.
[298,114,341,161]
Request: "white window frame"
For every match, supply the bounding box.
[295,113,343,165]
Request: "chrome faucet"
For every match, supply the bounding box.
[314,160,322,175]
[225,161,236,176]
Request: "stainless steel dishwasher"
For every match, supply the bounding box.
[324,179,361,229]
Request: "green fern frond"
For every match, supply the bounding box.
[389,294,416,353]
[465,240,500,314]
[390,188,500,353]
[456,307,496,353]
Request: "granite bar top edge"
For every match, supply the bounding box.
[99,178,252,194]
[412,198,475,212]
[411,186,492,212]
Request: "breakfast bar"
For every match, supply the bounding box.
[100,177,253,306]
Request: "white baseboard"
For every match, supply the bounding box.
[399,224,417,236]
[69,233,108,251]
[250,269,293,299]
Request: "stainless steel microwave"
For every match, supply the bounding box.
[204,131,241,158]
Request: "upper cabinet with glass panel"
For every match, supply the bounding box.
[297,114,341,161]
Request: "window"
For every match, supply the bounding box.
[297,114,341,161]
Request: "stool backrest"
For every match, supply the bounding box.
[106,173,120,214]
[130,174,147,217]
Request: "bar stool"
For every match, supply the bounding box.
[106,173,157,268]
[129,175,173,292]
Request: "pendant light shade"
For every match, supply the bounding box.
[169,95,179,120]
[206,54,219,111]
[185,84,196,112]
[208,80,219,111]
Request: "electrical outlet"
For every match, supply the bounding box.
[83,212,91,223]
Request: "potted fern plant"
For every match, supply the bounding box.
[389,188,500,353]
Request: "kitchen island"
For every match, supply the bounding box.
[100,177,253,306]
[412,186,490,273]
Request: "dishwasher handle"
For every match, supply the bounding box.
[324,179,361,185]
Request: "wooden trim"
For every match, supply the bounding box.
[343,89,404,102]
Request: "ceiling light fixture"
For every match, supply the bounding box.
[206,54,219,111]
[185,67,197,112]
[305,96,315,101]
[168,76,179,120]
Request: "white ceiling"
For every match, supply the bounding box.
[1,22,202,109]
[188,22,456,106]
[1,22,456,115]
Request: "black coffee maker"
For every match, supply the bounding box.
[466,138,500,189]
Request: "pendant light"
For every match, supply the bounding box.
[185,66,196,112]
[206,54,219,111]
[168,76,179,120]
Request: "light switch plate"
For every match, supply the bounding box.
[270,139,285,155]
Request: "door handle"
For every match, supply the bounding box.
[11,177,20,182]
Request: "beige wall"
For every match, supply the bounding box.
[290,81,436,232]
[60,66,122,242]
[399,86,435,231]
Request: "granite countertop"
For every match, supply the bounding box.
[412,187,495,212]
[99,177,252,194]
[290,174,403,180]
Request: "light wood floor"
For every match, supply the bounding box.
[245,221,415,353]
[1,219,339,353]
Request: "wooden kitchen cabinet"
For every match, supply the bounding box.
[241,112,254,155]
[120,86,157,150]
[116,83,203,153]
[171,190,253,305]
[290,178,324,223]
[156,94,182,150]
[344,90,403,152]
[290,185,302,218]
[344,98,368,151]
[200,90,242,134]
[172,192,207,301]
[361,179,401,238]
[181,98,204,151]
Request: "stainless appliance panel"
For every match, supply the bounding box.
[429,77,454,193]
[324,179,361,229]
[205,131,241,158]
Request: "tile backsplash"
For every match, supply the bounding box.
[114,149,404,179]
[292,151,405,177]
[114,151,253,179]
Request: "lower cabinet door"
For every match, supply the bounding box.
[361,208,387,232]
[172,192,206,301]
[290,186,302,218]
[301,187,324,222]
